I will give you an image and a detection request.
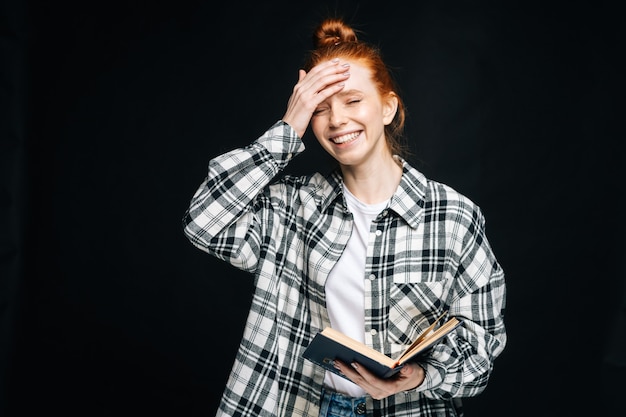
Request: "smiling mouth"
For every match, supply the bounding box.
[330,131,361,144]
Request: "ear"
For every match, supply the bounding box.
[382,92,399,125]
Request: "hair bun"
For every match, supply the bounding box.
[312,18,358,49]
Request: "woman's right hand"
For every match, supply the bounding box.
[282,59,350,139]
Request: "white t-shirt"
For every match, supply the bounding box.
[323,184,390,397]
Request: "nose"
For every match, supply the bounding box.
[328,107,347,128]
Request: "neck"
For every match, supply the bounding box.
[340,155,403,204]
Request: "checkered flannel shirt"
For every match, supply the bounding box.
[183,121,507,417]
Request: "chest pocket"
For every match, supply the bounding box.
[387,281,444,346]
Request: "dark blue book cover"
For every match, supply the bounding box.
[302,330,404,380]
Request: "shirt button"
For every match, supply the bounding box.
[355,402,366,415]
[370,329,377,336]
[382,210,388,217]
[375,230,382,236]
[368,274,376,281]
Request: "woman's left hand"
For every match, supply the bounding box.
[333,360,425,400]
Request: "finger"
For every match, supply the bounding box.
[332,360,361,381]
[298,60,350,96]
[339,362,393,400]
[298,69,306,83]
[348,361,374,379]
[305,58,344,77]
[333,361,376,387]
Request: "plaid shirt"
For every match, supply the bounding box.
[183,121,506,417]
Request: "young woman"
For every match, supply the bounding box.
[183,17,506,417]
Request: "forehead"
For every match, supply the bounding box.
[342,61,376,91]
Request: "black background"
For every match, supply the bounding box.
[2,0,624,416]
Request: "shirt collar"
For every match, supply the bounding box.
[389,158,427,229]
[315,157,427,229]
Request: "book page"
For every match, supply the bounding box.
[398,317,460,364]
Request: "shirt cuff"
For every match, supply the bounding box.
[412,361,444,393]
[255,120,306,170]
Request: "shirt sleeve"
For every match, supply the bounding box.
[415,207,507,399]
[182,120,305,271]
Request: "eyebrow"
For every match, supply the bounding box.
[335,89,362,97]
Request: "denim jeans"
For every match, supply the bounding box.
[319,388,367,417]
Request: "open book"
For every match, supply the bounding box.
[303,312,461,379]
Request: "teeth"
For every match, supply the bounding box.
[331,132,360,144]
